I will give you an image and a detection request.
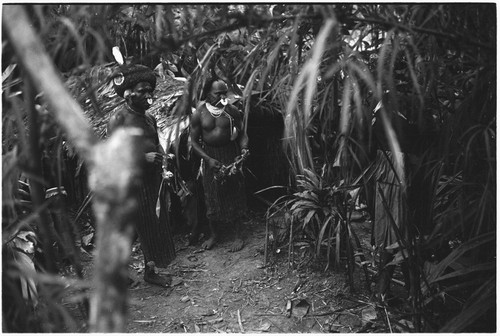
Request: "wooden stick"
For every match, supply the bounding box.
[288,215,293,270]
[237,309,245,333]
[384,306,393,333]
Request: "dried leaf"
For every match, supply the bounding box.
[361,306,377,324]
[2,63,17,83]
[292,299,310,319]
[254,322,271,331]
[82,232,94,246]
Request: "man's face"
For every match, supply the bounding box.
[207,80,228,107]
[128,82,154,111]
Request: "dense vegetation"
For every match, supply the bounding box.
[2,4,495,332]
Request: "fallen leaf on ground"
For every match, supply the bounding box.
[201,309,217,316]
[395,319,414,332]
[292,299,310,319]
[253,322,271,331]
[207,318,224,324]
[285,300,292,317]
[361,306,377,324]
[171,278,183,286]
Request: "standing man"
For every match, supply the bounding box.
[190,78,249,252]
[108,64,175,287]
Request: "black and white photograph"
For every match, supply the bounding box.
[1,3,496,333]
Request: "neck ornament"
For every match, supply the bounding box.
[206,102,225,118]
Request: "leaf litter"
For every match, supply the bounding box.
[76,210,406,332]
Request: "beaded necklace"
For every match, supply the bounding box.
[205,103,239,140]
[206,102,225,118]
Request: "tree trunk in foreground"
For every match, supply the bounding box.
[88,129,144,332]
[3,5,143,332]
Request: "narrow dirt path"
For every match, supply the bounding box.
[123,212,377,333]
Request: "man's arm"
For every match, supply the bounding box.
[148,113,166,155]
[190,110,208,161]
[226,105,249,151]
[233,106,249,154]
[238,130,249,153]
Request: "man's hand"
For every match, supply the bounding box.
[241,148,250,159]
[234,148,250,163]
[145,152,164,166]
[207,157,222,172]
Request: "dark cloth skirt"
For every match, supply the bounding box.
[136,165,176,268]
[202,142,247,223]
[373,150,408,251]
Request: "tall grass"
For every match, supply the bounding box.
[238,4,495,332]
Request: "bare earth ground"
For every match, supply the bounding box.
[75,210,406,333]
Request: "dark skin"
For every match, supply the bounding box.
[190,80,249,251]
[109,82,165,164]
[108,81,170,287]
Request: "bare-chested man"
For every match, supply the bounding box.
[190,78,249,252]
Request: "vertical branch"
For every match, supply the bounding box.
[88,128,144,332]
[287,212,294,271]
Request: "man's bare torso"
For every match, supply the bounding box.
[198,103,240,147]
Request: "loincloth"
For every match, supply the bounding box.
[202,141,247,223]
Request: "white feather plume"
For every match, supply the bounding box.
[112,46,124,65]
